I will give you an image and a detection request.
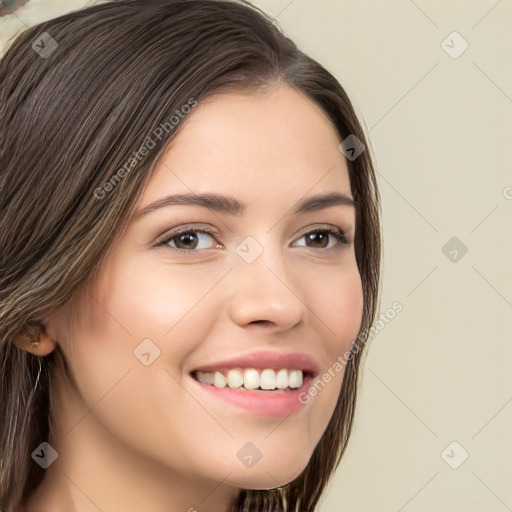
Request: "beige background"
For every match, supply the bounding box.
[1,1,511,511]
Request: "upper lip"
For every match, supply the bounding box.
[191,350,320,376]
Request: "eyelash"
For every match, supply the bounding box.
[154,225,350,253]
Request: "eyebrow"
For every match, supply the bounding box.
[134,191,355,219]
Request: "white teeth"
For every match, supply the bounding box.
[259,369,277,390]
[288,369,303,388]
[196,371,214,385]
[214,371,227,388]
[243,368,260,390]
[276,368,288,389]
[227,369,244,389]
[195,368,305,391]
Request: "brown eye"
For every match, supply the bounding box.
[173,233,199,250]
[304,232,330,248]
[294,228,348,250]
[165,231,216,250]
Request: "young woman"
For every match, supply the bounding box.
[0,1,381,510]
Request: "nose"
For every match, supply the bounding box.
[227,249,305,332]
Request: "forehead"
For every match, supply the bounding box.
[139,87,351,209]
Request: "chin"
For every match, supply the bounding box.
[230,453,311,491]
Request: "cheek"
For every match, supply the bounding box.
[304,259,364,355]
[330,274,363,355]
[302,262,363,426]
[54,258,235,468]
[61,255,231,407]
[84,255,231,354]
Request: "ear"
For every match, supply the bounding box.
[13,320,58,357]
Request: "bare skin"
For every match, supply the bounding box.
[18,86,363,512]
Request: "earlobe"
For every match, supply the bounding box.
[12,320,58,356]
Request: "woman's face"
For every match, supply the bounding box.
[49,87,363,503]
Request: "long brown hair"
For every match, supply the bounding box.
[0,1,381,510]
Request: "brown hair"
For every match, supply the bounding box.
[0,1,381,510]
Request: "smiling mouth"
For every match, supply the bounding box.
[191,368,313,392]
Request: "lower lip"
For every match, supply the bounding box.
[192,375,314,418]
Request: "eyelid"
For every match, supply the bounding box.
[292,224,351,246]
[153,223,352,251]
[153,223,221,248]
